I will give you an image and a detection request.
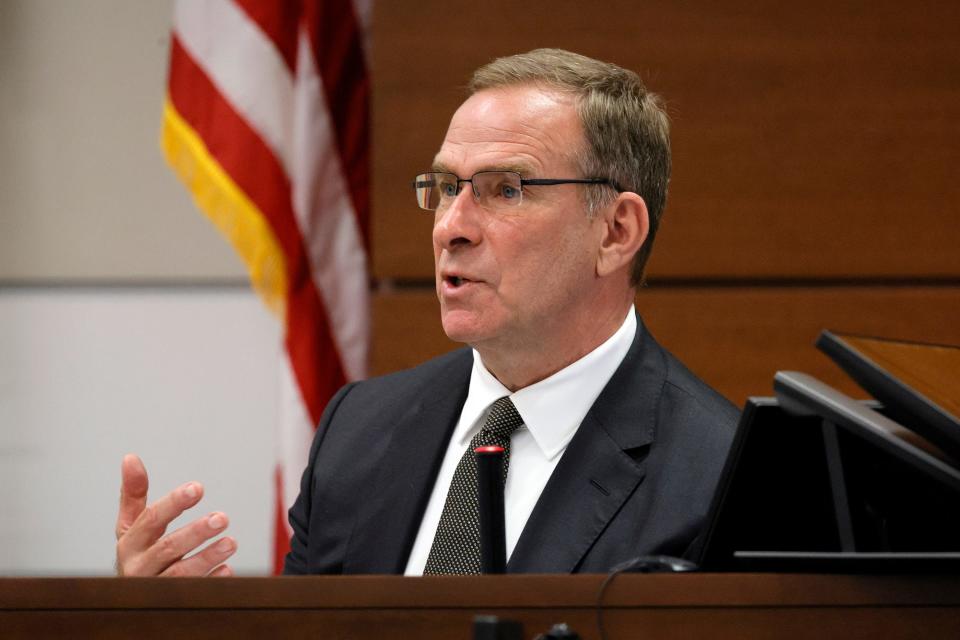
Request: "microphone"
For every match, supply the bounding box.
[475,445,507,573]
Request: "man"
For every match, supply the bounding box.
[116,49,739,577]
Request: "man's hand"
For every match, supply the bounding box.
[115,454,237,576]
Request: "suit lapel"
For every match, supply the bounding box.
[508,319,666,573]
[344,350,473,574]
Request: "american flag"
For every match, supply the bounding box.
[161,0,371,574]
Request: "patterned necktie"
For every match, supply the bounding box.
[423,396,524,574]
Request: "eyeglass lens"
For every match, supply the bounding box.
[414,172,523,211]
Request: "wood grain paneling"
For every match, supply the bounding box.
[370,0,960,280]
[372,287,960,408]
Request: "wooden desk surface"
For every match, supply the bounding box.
[2,573,959,639]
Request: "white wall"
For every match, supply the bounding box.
[0,0,283,575]
[0,0,244,280]
[0,289,279,575]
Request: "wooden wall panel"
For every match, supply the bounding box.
[372,287,960,408]
[370,0,960,280]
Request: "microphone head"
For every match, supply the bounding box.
[474,445,505,455]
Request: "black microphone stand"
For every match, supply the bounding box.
[475,446,507,574]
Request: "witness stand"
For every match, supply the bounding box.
[2,573,959,639]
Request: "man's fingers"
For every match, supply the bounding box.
[113,458,235,579]
[119,481,204,554]
[207,564,235,577]
[125,512,229,576]
[116,454,149,540]
[161,536,238,578]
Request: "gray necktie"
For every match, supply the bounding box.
[423,396,524,574]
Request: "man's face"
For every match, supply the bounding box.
[432,85,606,357]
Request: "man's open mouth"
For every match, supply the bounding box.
[445,275,475,287]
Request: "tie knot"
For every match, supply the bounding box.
[480,396,524,441]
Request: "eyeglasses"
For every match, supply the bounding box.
[412,171,620,212]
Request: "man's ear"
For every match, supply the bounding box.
[596,192,649,278]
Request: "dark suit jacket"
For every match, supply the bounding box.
[284,319,739,574]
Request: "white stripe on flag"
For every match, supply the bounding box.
[291,30,369,382]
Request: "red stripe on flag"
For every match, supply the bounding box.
[168,36,347,425]
[302,0,371,248]
[232,0,300,73]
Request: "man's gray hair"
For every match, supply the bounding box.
[469,48,671,286]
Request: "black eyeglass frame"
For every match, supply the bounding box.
[412,170,623,211]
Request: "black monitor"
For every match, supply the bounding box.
[697,372,960,573]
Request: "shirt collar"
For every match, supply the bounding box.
[455,307,637,460]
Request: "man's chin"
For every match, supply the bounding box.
[440,312,490,346]
[440,324,480,346]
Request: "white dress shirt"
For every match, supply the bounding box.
[404,307,637,575]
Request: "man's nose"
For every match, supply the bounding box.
[432,186,483,251]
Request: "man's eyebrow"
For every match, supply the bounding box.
[495,163,535,176]
[429,162,536,176]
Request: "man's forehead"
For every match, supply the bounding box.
[431,85,581,177]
